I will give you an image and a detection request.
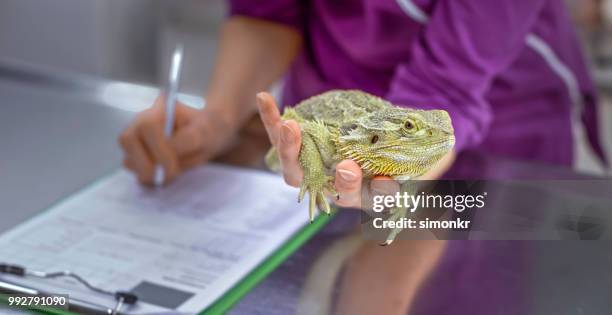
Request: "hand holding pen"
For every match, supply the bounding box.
[118,46,235,185]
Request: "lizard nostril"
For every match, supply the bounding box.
[340,123,359,135]
[371,135,379,144]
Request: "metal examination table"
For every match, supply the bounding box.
[1,61,611,315]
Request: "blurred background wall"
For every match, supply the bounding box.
[2,0,612,96]
[0,0,225,94]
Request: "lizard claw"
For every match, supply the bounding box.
[298,184,307,203]
[380,206,408,245]
[325,181,339,202]
[299,175,335,222]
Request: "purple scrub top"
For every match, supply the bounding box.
[230,0,607,167]
[229,1,604,314]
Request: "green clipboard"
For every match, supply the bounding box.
[200,212,333,315]
[1,206,335,315]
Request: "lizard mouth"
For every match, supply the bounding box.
[338,135,455,177]
[337,147,407,176]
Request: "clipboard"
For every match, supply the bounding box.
[0,167,335,315]
[0,213,334,315]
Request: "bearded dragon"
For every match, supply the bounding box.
[266,90,455,244]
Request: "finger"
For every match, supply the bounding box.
[334,160,363,208]
[368,176,399,214]
[123,158,136,172]
[123,157,163,184]
[370,176,400,196]
[118,127,155,182]
[173,102,199,128]
[278,120,303,187]
[139,123,179,183]
[178,151,207,170]
[144,96,163,110]
[256,92,282,146]
[170,124,205,157]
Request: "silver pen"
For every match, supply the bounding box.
[154,44,184,186]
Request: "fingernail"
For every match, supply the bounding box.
[256,92,266,105]
[281,123,295,144]
[338,169,357,182]
[370,181,395,196]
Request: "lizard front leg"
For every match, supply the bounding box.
[298,121,338,222]
[381,180,416,246]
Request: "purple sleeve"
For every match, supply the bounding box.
[385,1,547,151]
[228,0,304,31]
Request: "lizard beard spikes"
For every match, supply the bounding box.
[337,145,411,177]
[335,135,454,178]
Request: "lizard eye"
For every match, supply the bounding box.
[371,135,379,144]
[404,120,415,130]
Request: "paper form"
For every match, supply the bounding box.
[0,164,310,314]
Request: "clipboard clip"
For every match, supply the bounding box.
[1,263,139,314]
[112,291,138,315]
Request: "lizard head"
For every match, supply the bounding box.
[336,107,455,178]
